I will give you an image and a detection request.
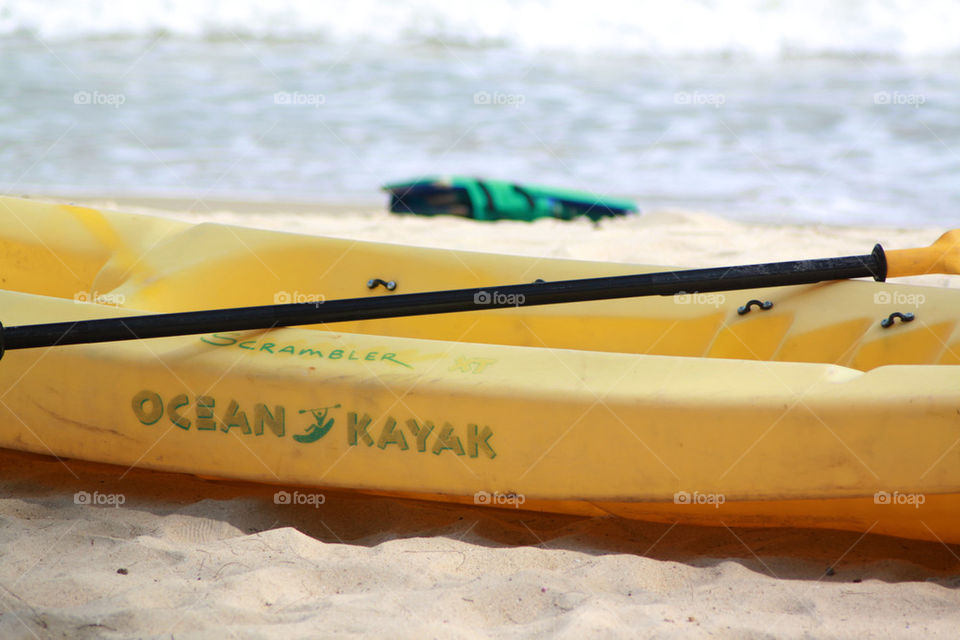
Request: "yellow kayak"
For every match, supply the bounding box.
[1,195,958,543]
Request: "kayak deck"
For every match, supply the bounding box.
[2,197,956,371]
[0,197,958,544]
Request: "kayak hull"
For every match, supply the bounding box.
[2,291,958,543]
[1,196,959,543]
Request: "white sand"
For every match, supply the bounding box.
[2,200,959,639]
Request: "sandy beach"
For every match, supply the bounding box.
[1,198,959,639]
[6,1,960,635]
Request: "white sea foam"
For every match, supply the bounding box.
[3,0,960,58]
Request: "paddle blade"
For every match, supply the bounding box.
[886,230,960,278]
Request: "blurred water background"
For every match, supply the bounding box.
[1,0,959,225]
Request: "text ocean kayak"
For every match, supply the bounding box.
[1,196,959,543]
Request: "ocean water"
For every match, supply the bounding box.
[1,0,959,226]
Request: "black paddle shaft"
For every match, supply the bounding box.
[0,245,886,356]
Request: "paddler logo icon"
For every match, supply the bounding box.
[293,404,340,443]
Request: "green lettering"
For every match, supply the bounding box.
[222,400,251,434]
[168,394,191,430]
[238,341,256,350]
[405,418,435,452]
[348,350,360,360]
[377,417,408,450]
[381,353,413,369]
[196,396,216,430]
[259,343,275,353]
[299,348,323,357]
[132,390,163,425]
[329,349,343,359]
[431,424,465,456]
[365,351,378,361]
[254,404,285,436]
[200,333,238,346]
[466,424,496,459]
[279,345,296,355]
[347,412,374,446]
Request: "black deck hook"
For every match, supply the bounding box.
[737,299,774,315]
[880,311,914,328]
[367,278,397,291]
